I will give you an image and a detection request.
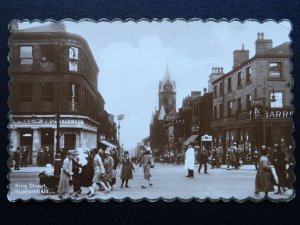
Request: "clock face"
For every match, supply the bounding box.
[164,83,172,91]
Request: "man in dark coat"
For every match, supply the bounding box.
[273,145,287,194]
[252,149,260,170]
[14,147,21,170]
[21,146,28,167]
[198,148,209,174]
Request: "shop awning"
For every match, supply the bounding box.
[183,135,199,146]
[99,140,117,149]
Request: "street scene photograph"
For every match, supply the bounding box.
[7,19,295,202]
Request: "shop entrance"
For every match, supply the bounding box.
[64,134,76,150]
[20,129,33,165]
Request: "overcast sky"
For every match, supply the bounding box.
[18,20,291,152]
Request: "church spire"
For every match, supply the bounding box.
[163,64,171,82]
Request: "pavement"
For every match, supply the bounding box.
[8,163,294,202]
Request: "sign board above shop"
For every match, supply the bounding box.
[254,108,293,119]
[201,134,212,142]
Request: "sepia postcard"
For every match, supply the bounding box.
[7,19,295,202]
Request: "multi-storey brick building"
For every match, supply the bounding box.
[210,32,293,157]
[9,23,116,165]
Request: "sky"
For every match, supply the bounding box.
[18,20,291,152]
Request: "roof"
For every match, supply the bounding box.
[17,23,67,33]
[212,42,291,84]
[183,135,199,146]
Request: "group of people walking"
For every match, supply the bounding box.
[255,144,294,198]
[12,146,29,170]
[57,147,155,199]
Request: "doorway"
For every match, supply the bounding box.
[64,134,76,150]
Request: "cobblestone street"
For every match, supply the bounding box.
[8,164,294,202]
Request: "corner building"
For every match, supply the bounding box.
[9,23,112,165]
[210,32,293,157]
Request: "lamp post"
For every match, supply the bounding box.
[117,114,124,155]
[252,77,276,147]
[40,45,78,176]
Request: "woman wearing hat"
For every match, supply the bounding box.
[58,150,74,199]
[103,149,114,191]
[119,151,135,188]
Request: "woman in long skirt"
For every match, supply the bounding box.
[120,151,135,188]
[58,150,74,199]
[255,147,276,198]
[139,150,154,188]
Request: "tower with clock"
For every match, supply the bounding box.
[158,66,177,120]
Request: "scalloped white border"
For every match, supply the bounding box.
[6,18,295,203]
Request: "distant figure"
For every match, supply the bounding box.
[13,147,21,170]
[21,146,28,167]
[252,149,260,170]
[184,143,195,178]
[139,150,154,188]
[198,147,209,174]
[255,147,276,198]
[119,151,135,188]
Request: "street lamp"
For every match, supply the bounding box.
[117,114,124,155]
[252,77,276,147]
[40,45,78,176]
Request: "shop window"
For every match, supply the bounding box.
[271,92,283,108]
[19,83,32,101]
[20,46,33,64]
[41,83,53,102]
[69,47,79,72]
[269,62,282,78]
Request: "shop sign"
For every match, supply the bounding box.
[254,108,293,119]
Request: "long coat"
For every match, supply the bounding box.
[92,154,105,184]
[273,151,287,187]
[57,157,73,195]
[120,157,134,180]
[139,154,153,179]
[255,155,276,192]
[103,156,114,182]
[184,147,195,170]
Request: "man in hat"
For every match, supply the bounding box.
[184,143,195,178]
[13,147,21,170]
[21,146,28,167]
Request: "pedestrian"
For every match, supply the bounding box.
[139,150,154,188]
[57,150,74,199]
[71,150,82,198]
[273,145,287,195]
[103,149,115,190]
[79,149,94,192]
[119,151,135,188]
[255,147,276,198]
[184,143,195,178]
[252,148,260,170]
[21,146,28,167]
[13,147,21,170]
[88,148,109,198]
[198,147,209,173]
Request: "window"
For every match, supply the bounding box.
[41,83,53,102]
[41,45,54,63]
[246,94,252,110]
[20,46,33,64]
[19,83,32,101]
[219,103,223,118]
[214,105,217,119]
[271,92,283,108]
[69,83,79,111]
[237,72,242,88]
[269,62,282,78]
[69,47,79,72]
[227,101,232,116]
[237,98,242,112]
[213,85,217,98]
[246,66,251,83]
[227,77,232,92]
[219,82,223,96]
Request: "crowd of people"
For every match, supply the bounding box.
[57,147,155,199]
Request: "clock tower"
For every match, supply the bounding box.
[158,66,176,120]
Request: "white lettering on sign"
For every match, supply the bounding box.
[201,135,212,142]
[264,110,293,118]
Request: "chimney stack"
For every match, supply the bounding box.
[233,44,249,69]
[255,32,272,55]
